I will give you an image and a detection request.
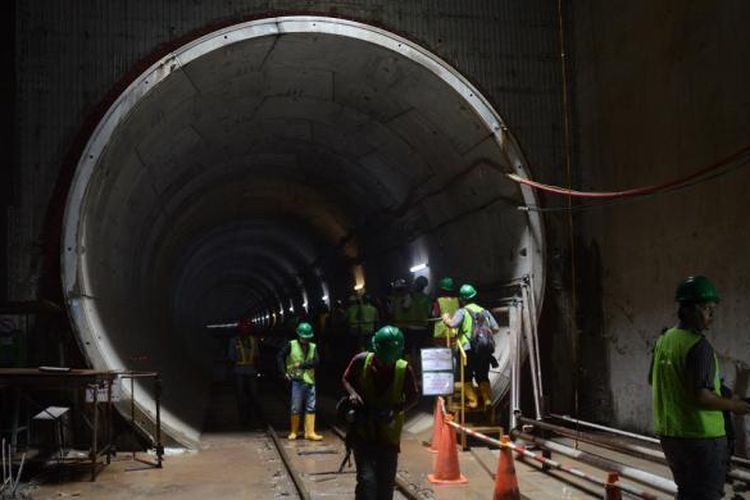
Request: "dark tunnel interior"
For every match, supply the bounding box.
[61,17,544,446]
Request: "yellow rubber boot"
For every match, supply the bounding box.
[304,414,323,441]
[288,414,301,440]
[479,382,493,410]
[464,383,479,409]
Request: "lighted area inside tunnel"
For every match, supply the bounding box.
[61,16,545,447]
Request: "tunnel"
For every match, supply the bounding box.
[60,16,545,447]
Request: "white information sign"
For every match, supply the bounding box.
[421,348,453,372]
[420,348,454,396]
[422,372,455,396]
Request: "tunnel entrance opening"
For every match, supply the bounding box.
[61,16,544,447]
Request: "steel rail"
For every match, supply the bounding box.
[328,424,423,500]
[266,424,311,500]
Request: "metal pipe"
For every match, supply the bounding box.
[521,285,542,419]
[549,413,661,444]
[518,417,666,463]
[547,413,750,474]
[440,414,657,499]
[527,276,544,409]
[513,430,677,495]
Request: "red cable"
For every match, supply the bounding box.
[506,144,750,199]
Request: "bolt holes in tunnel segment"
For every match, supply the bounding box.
[61,16,545,447]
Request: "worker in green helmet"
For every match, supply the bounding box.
[442,283,500,410]
[431,276,460,347]
[277,322,323,441]
[650,276,750,499]
[342,325,419,500]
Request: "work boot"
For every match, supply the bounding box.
[304,414,323,441]
[463,383,479,409]
[479,382,493,410]
[288,414,301,440]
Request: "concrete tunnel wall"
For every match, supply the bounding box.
[60,17,545,447]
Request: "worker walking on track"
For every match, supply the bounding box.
[342,325,419,500]
[278,322,323,441]
[228,318,260,428]
[442,283,499,410]
[650,276,750,499]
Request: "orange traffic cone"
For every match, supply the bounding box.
[429,398,444,453]
[427,414,468,484]
[493,435,520,499]
[605,471,622,500]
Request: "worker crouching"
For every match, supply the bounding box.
[278,322,323,441]
[342,325,419,500]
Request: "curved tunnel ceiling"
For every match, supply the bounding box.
[62,17,545,446]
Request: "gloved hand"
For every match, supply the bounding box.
[489,355,499,368]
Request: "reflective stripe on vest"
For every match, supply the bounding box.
[433,296,460,338]
[652,328,724,438]
[356,352,407,447]
[286,340,316,385]
[235,337,257,366]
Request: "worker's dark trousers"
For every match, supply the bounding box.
[660,435,728,500]
[235,372,258,426]
[353,444,398,500]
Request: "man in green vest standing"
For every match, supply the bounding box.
[342,325,419,500]
[278,322,323,441]
[651,276,750,499]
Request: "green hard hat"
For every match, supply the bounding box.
[675,276,720,304]
[459,283,477,300]
[439,276,455,291]
[296,322,314,338]
[371,325,404,364]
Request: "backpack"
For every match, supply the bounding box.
[469,309,496,356]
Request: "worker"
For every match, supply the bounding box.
[406,276,432,363]
[346,293,380,353]
[431,276,460,347]
[650,276,750,499]
[228,318,260,428]
[277,322,323,441]
[442,284,499,410]
[342,325,419,500]
[388,278,415,366]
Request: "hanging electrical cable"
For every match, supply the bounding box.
[521,153,750,213]
[508,143,750,199]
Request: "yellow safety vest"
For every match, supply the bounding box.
[433,296,460,338]
[235,336,257,366]
[356,353,408,447]
[286,340,316,385]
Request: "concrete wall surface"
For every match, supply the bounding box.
[11,0,750,448]
[572,0,750,449]
[11,0,563,299]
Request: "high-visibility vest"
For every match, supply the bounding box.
[457,303,484,348]
[235,336,257,366]
[652,328,724,437]
[355,353,408,447]
[391,294,410,329]
[346,304,379,336]
[286,340,316,385]
[433,296,460,338]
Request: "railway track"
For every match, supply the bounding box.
[259,374,425,500]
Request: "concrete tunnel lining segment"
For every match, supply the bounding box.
[61,16,545,447]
